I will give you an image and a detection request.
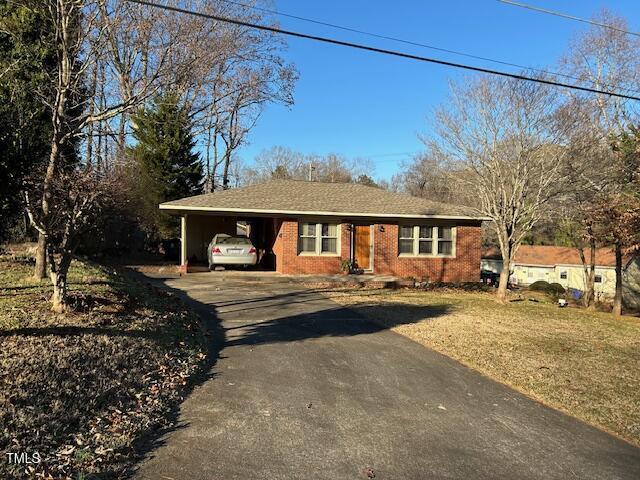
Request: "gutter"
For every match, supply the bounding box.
[158,203,491,222]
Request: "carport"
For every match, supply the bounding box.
[174,212,281,271]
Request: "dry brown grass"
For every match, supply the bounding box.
[326,287,640,445]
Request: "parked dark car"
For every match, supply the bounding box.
[480,269,500,287]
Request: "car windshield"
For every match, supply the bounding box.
[215,236,251,245]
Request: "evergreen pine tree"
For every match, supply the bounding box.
[0,0,56,241]
[129,93,203,237]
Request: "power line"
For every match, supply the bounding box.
[498,0,640,38]
[125,0,640,101]
[218,0,640,96]
[218,0,583,87]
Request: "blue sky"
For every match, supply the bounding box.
[236,0,640,181]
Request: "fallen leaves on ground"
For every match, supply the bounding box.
[0,254,208,479]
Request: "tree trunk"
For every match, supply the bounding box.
[586,235,596,309]
[222,152,231,190]
[613,242,623,317]
[86,62,97,166]
[496,256,511,303]
[117,112,126,158]
[49,250,72,313]
[33,232,47,279]
[577,246,590,307]
[579,238,596,308]
[36,135,60,280]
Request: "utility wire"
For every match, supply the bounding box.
[218,0,640,95]
[125,0,640,101]
[498,0,640,38]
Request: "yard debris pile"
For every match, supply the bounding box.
[0,254,208,479]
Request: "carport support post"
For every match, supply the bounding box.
[180,214,188,270]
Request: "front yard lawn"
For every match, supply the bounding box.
[327,288,640,446]
[0,250,208,479]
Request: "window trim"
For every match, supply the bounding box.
[298,221,341,256]
[398,225,415,255]
[397,224,456,258]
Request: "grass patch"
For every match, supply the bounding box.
[326,287,640,445]
[0,252,208,479]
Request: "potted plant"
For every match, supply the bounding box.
[340,259,353,275]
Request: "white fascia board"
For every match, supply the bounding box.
[158,203,490,221]
[514,262,615,269]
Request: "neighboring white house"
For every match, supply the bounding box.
[481,245,618,299]
[480,248,503,274]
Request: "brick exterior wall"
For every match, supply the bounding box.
[273,218,349,274]
[273,218,481,281]
[372,223,481,282]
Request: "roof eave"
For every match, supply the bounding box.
[158,203,490,221]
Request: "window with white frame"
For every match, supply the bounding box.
[298,223,317,253]
[437,227,453,255]
[298,222,338,255]
[399,225,415,254]
[560,270,567,280]
[398,225,455,256]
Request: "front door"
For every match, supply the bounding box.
[354,225,371,271]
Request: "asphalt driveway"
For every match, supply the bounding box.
[135,272,640,480]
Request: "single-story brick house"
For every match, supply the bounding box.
[159,179,486,280]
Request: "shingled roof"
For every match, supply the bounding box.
[482,245,620,267]
[160,179,484,220]
[514,245,618,267]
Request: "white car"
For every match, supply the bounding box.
[207,234,257,270]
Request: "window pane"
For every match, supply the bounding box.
[419,226,432,239]
[321,223,336,237]
[301,223,316,236]
[438,227,452,240]
[321,238,337,253]
[418,240,432,254]
[399,239,414,254]
[400,226,414,238]
[299,237,316,252]
[438,240,452,255]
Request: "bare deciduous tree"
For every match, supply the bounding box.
[26,0,193,308]
[427,75,572,302]
[556,10,640,311]
[26,168,119,311]
[243,146,373,185]
[390,147,462,204]
[21,0,297,310]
